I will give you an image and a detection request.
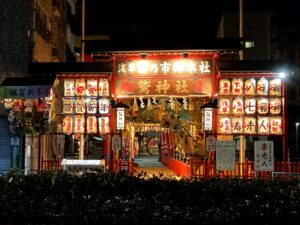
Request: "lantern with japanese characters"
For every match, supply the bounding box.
[219,79,231,95]
[75,98,86,114]
[64,80,75,96]
[86,80,98,96]
[231,78,243,95]
[244,98,256,114]
[74,115,85,133]
[98,116,110,134]
[218,116,232,134]
[270,98,281,115]
[231,117,243,134]
[98,98,110,114]
[86,116,97,133]
[258,117,270,135]
[257,98,269,115]
[218,98,231,114]
[62,116,73,135]
[75,79,86,96]
[86,98,98,114]
[257,78,269,96]
[244,78,256,95]
[232,97,244,114]
[62,98,74,114]
[269,78,282,96]
[243,117,256,134]
[270,117,282,134]
[99,79,109,96]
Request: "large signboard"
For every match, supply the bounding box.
[216,141,235,171]
[254,141,274,171]
[0,85,51,99]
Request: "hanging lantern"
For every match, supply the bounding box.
[243,117,256,134]
[75,79,86,96]
[258,117,269,135]
[244,78,256,95]
[219,79,231,95]
[64,80,75,97]
[218,116,232,134]
[269,78,282,96]
[86,98,98,114]
[99,79,109,96]
[62,116,73,135]
[232,97,244,114]
[270,117,282,134]
[218,98,231,114]
[62,98,74,114]
[257,78,269,95]
[86,116,97,133]
[244,98,256,114]
[257,98,269,114]
[98,98,110,114]
[133,98,139,111]
[270,98,281,114]
[98,116,110,134]
[146,98,153,110]
[231,117,243,133]
[75,98,86,114]
[231,78,243,95]
[74,115,85,133]
[86,80,98,96]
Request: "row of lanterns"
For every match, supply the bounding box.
[64,79,109,97]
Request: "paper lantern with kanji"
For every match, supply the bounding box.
[231,78,243,95]
[258,117,270,135]
[86,116,97,133]
[244,78,256,95]
[270,117,282,135]
[257,98,269,115]
[98,116,110,134]
[86,80,98,96]
[99,79,109,96]
[98,98,110,114]
[218,98,231,114]
[244,98,256,114]
[257,78,269,95]
[269,78,282,96]
[243,117,257,134]
[232,97,244,114]
[75,79,86,96]
[86,98,97,114]
[219,79,230,95]
[270,98,281,114]
[62,98,74,114]
[74,116,85,133]
[231,117,243,134]
[64,80,75,96]
[75,98,86,114]
[62,116,73,135]
[218,116,232,134]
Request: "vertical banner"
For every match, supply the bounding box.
[254,141,274,171]
[206,137,216,151]
[216,141,235,171]
[112,135,121,151]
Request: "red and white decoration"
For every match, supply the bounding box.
[218,98,231,114]
[86,80,98,96]
[219,79,230,95]
[75,79,86,96]
[232,97,244,114]
[74,115,85,133]
[98,116,110,134]
[62,116,73,135]
[231,78,243,95]
[86,116,97,133]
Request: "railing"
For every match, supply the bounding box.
[41,156,61,171]
[161,154,191,177]
[105,159,134,174]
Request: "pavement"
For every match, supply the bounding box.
[133,154,181,179]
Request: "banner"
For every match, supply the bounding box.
[216,141,235,170]
[254,141,274,171]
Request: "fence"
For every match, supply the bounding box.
[41,156,61,171]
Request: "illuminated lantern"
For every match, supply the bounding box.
[231,117,243,134]
[257,78,268,95]
[62,98,74,114]
[74,115,85,133]
[86,80,98,96]
[218,98,231,114]
[232,97,244,114]
[98,98,110,114]
[62,116,73,135]
[270,117,282,134]
[244,78,256,95]
[270,98,281,114]
[86,116,97,133]
[86,98,97,114]
[257,98,269,114]
[244,98,256,114]
[258,117,270,135]
[99,79,109,96]
[243,117,256,134]
[269,78,282,96]
[75,79,86,96]
[219,79,230,95]
[218,116,232,134]
[75,98,86,114]
[98,116,110,134]
[64,80,75,96]
[231,78,243,95]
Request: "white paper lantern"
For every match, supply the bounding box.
[98,98,110,114]
[231,78,243,95]
[219,79,231,95]
[62,116,73,135]
[75,98,86,114]
[270,98,281,115]
[244,98,256,114]
[62,98,74,114]
[218,116,232,134]
[257,98,269,115]
[243,117,256,134]
[257,78,268,96]
[99,79,109,96]
[87,116,97,133]
[86,98,98,114]
[269,78,282,96]
[74,115,85,133]
[86,80,98,96]
[270,117,282,135]
[218,98,231,114]
[75,79,86,96]
[231,117,243,134]
[258,117,270,135]
[244,78,256,95]
[232,97,244,114]
[64,80,75,96]
[98,116,110,134]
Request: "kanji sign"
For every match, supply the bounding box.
[254,141,274,171]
